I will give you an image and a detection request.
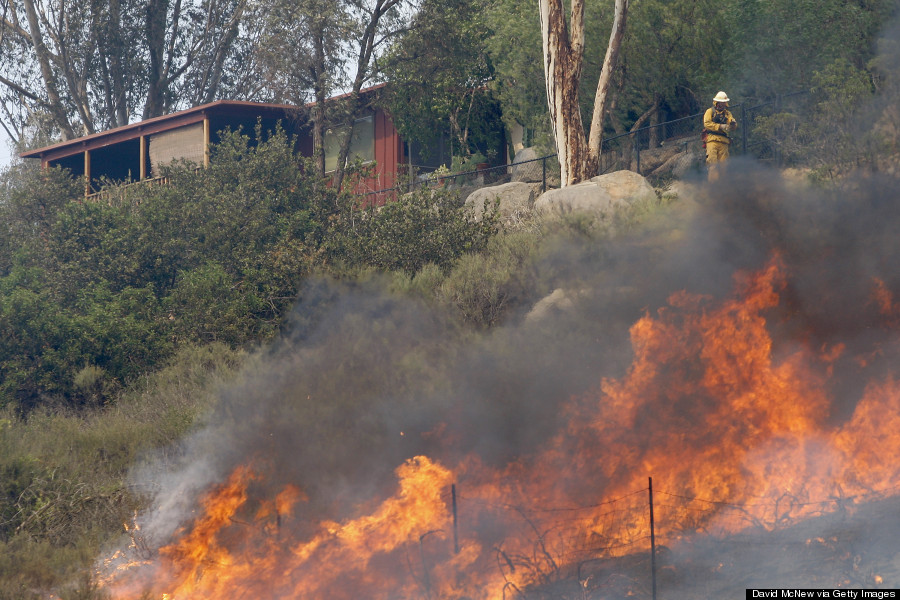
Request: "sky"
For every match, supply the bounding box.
[0,130,15,170]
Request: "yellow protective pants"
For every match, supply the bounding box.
[706,139,730,182]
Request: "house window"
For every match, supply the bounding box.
[324,114,375,172]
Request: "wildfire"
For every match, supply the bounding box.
[100,256,900,598]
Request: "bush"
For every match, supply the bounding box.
[0,127,331,410]
[0,342,244,597]
[753,58,878,178]
[437,230,541,327]
[327,185,500,275]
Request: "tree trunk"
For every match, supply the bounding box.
[143,0,169,119]
[311,23,328,179]
[586,0,628,174]
[539,0,590,187]
[541,0,628,187]
[331,0,402,190]
[648,95,660,149]
[20,0,75,139]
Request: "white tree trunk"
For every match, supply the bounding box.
[539,0,589,187]
[587,0,628,169]
[541,0,628,186]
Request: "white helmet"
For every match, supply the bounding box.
[713,91,730,103]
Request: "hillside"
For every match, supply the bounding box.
[74,162,900,600]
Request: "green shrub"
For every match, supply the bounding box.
[0,127,331,411]
[0,341,244,596]
[327,185,500,275]
[437,230,541,327]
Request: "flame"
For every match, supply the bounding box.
[100,256,900,598]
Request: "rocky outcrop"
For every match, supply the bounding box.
[533,170,657,222]
[509,147,544,183]
[465,181,541,226]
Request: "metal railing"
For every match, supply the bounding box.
[365,92,812,201]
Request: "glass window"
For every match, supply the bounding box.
[324,114,375,172]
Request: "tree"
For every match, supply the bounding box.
[0,128,336,410]
[612,0,727,144]
[0,0,254,146]
[381,0,496,164]
[539,0,627,186]
[250,0,349,176]
[251,0,410,187]
[725,0,892,100]
[327,184,499,275]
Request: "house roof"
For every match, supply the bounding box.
[19,100,304,162]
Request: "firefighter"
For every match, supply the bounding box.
[703,91,737,181]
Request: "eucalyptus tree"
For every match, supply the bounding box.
[0,0,254,146]
[380,0,495,165]
[725,0,893,100]
[539,0,627,186]
[610,0,727,146]
[251,0,413,187]
[250,0,348,176]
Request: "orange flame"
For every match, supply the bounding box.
[101,256,900,598]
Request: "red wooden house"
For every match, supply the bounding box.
[19,87,405,200]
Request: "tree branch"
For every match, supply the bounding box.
[0,72,41,102]
[587,0,627,167]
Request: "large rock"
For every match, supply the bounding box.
[466,181,540,225]
[651,148,703,178]
[510,147,545,183]
[533,170,656,221]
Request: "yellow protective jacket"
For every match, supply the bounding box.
[703,107,737,144]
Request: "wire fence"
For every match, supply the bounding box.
[439,475,896,599]
[365,92,813,204]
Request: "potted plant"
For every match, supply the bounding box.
[451,152,487,174]
[428,164,451,187]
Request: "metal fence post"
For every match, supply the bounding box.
[634,130,641,174]
[741,104,748,155]
[542,156,547,193]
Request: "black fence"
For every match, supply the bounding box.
[365,92,812,202]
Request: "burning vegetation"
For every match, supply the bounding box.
[97,164,900,598]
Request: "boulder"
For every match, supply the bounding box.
[651,149,703,178]
[534,170,656,221]
[466,181,540,224]
[510,147,545,183]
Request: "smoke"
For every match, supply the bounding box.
[87,11,900,597]
[103,145,900,600]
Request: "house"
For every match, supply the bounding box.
[19,88,405,200]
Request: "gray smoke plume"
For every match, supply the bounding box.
[109,18,900,588]
[109,153,900,597]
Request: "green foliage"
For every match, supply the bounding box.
[436,230,541,327]
[483,0,550,142]
[327,185,500,275]
[381,0,503,163]
[0,127,333,410]
[753,58,877,177]
[0,342,243,598]
[725,0,892,99]
[450,151,487,173]
[0,165,84,276]
[617,0,728,121]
